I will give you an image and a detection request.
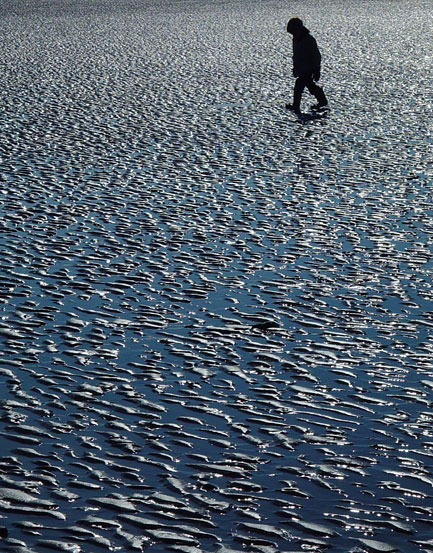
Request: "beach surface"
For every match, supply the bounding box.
[0,0,432,551]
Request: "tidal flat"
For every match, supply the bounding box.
[0,0,432,551]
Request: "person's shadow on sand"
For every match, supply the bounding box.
[296,110,329,123]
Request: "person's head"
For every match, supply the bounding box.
[287,17,303,36]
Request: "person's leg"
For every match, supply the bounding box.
[305,76,328,107]
[292,76,307,112]
[286,77,306,112]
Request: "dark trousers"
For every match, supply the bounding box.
[293,75,327,110]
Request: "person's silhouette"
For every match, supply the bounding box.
[286,17,328,115]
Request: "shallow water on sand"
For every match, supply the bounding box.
[0,0,432,551]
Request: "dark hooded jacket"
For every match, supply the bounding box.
[292,26,321,77]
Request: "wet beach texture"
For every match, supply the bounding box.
[0,0,433,551]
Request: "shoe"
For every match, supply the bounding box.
[286,103,301,114]
[311,102,328,110]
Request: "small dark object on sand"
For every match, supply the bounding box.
[0,527,8,538]
[252,321,280,332]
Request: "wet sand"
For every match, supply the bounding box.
[0,0,432,551]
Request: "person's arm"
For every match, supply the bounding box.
[292,39,299,77]
[307,36,321,78]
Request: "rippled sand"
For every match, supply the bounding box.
[0,0,432,552]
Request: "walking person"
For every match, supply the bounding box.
[286,17,328,115]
